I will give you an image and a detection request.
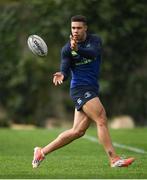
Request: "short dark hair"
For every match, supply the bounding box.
[71,15,87,25]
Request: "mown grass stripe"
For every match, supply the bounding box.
[83,134,147,154]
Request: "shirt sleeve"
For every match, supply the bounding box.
[77,37,102,59]
[60,46,71,81]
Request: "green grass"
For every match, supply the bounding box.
[0,127,147,179]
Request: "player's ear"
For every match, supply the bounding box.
[85,25,88,32]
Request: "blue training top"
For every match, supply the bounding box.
[60,34,102,91]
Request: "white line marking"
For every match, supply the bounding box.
[83,135,147,154]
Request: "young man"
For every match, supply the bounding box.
[32,15,135,168]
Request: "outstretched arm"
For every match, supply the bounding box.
[53,46,71,86]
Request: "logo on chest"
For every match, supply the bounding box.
[71,51,78,56]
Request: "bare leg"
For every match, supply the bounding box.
[33,97,135,168]
[83,97,118,161]
[42,109,91,155]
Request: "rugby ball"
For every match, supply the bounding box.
[27,35,48,57]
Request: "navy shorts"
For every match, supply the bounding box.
[70,86,99,111]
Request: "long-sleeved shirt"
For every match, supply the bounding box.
[60,33,102,91]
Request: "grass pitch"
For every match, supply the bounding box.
[0,127,147,179]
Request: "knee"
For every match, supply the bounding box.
[97,109,107,127]
[97,118,107,127]
[72,129,86,138]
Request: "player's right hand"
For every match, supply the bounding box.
[53,72,64,86]
[70,35,78,51]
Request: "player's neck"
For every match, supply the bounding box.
[78,33,87,42]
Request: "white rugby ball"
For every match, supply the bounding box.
[27,35,48,57]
